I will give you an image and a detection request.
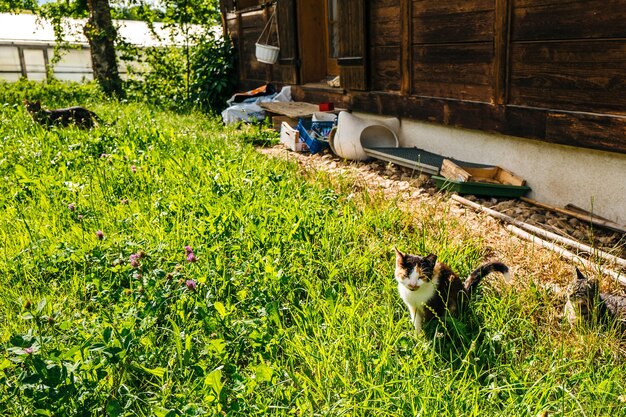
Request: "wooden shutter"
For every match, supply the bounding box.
[275,0,299,85]
[337,0,367,90]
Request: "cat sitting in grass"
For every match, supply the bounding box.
[564,268,626,330]
[394,247,510,333]
[24,100,101,129]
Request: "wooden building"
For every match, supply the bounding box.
[219,0,626,224]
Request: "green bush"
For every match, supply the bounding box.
[124,34,235,113]
[189,34,237,112]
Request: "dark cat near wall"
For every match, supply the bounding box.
[564,267,626,329]
[24,100,101,129]
[394,247,510,333]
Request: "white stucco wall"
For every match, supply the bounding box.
[356,112,626,225]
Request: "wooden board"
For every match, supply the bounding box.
[545,112,626,151]
[512,0,626,41]
[411,0,494,44]
[440,159,526,186]
[260,102,342,119]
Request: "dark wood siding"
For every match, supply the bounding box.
[511,0,626,41]
[509,41,626,114]
[509,0,626,115]
[338,0,368,90]
[369,1,402,92]
[411,0,495,102]
[275,0,299,85]
[240,11,266,82]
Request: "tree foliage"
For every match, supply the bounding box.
[0,0,37,13]
[1,0,234,111]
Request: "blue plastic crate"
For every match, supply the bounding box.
[296,119,335,154]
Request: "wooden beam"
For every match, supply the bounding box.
[263,5,273,82]
[42,47,50,81]
[493,0,510,105]
[17,47,27,78]
[400,0,412,94]
[291,86,626,156]
[236,12,246,82]
[452,194,626,270]
[520,197,626,234]
[348,91,626,155]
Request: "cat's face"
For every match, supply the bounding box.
[566,268,599,320]
[24,100,41,113]
[394,248,437,291]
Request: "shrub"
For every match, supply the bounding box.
[189,34,236,113]
[124,33,235,113]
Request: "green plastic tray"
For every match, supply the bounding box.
[432,175,531,198]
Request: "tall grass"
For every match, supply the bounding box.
[0,84,624,416]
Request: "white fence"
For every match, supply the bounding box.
[0,44,95,82]
[0,13,206,82]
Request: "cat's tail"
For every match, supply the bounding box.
[464,262,511,294]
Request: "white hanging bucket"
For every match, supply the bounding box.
[255,43,280,64]
[255,8,280,64]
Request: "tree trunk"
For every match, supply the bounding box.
[84,0,124,98]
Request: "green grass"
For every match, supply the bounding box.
[0,83,625,416]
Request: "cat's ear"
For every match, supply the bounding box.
[575,267,587,281]
[394,247,405,263]
[424,253,437,267]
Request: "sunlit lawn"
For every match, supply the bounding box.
[0,86,624,416]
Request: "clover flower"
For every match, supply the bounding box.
[96,230,104,240]
[68,203,75,211]
[129,253,140,268]
[185,279,197,291]
[186,252,197,263]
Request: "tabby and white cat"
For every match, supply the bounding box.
[24,100,101,129]
[564,268,626,329]
[394,247,510,333]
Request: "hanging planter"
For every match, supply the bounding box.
[255,7,280,64]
